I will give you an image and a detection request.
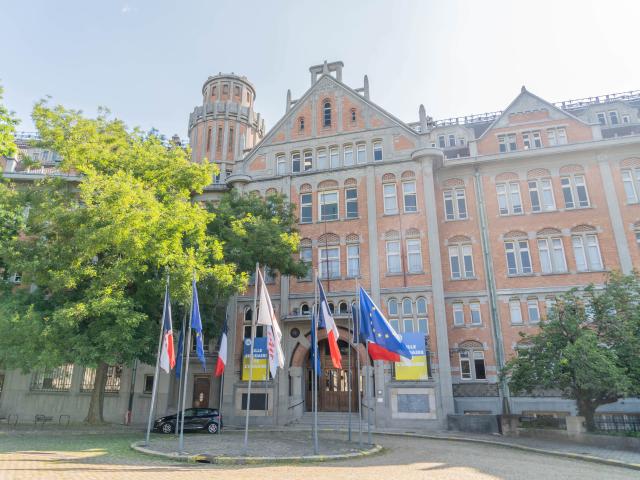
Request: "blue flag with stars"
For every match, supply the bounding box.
[191,280,206,369]
[359,287,412,361]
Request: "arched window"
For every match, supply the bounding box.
[388,298,398,316]
[323,100,332,127]
[301,303,310,316]
[339,301,348,314]
[328,302,335,314]
[416,297,427,315]
[244,308,253,322]
[402,298,413,316]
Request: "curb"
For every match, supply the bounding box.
[130,440,383,465]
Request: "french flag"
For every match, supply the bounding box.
[318,279,342,369]
[159,285,175,373]
[215,319,228,377]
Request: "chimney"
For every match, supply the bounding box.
[419,104,427,131]
[363,75,370,100]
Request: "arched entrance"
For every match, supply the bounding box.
[305,339,359,412]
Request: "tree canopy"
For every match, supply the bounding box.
[0,84,19,159]
[504,272,640,430]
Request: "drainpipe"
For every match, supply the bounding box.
[473,168,511,414]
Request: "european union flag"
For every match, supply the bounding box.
[191,280,206,369]
[309,307,321,376]
[359,287,412,361]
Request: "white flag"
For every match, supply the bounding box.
[256,270,285,378]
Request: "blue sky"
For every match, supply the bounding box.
[1,0,639,139]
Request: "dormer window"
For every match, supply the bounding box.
[299,117,305,132]
[323,100,332,127]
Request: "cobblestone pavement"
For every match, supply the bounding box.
[1,432,639,480]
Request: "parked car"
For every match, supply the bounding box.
[153,408,222,434]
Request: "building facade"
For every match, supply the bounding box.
[2,61,640,428]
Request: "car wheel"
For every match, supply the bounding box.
[161,422,174,434]
[207,422,218,434]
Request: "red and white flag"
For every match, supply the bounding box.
[159,285,175,373]
[317,278,342,369]
[214,319,228,377]
[257,270,284,379]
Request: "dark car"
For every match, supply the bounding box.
[153,408,222,434]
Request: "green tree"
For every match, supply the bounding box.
[0,84,19,159]
[504,273,640,431]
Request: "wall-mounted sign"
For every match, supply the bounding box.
[395,332,429,381]
[242,337,268,381]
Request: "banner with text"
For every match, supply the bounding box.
[242,337,268,381]
[394,332,429,381]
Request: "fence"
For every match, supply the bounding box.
[595,414,640,433]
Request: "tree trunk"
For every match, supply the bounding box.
[85,362,109,424]
[576,397,597,432]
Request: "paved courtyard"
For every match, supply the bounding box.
[0,430,638,480]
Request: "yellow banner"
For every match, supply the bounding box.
[395,332,429,381]
[242,337,269,381]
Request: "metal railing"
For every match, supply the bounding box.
[595,414,640,432]
[519,415,567,430]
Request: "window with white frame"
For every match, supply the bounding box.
[300,245,312,280]
[597,112,607,125]
[438,135,446,148]
[319,191,339,221]
[470,301,482,325]
[505,239,533,275]
[319,246,340,279]
[388,298,399,331]
[446,134,455,147]
[561,174,589,208]
[317,148,328,169]
[528,178,556,212]
[416,297,428,334]
[303,150,313,171]
[402,181,417,212]
[356,143,366,164]
[383,183,398,214]
[276,154,286,175]
[347,243,360,277]
[496,182,523,215]
[292,152,301,173]
[343,145,354,166]
[373,141,383,161]
[498,134,517,152]
[622,168,640,203]
[345,187,358,219]
[406,238,423,273]
[443,188,467,220]
[300,193,312,223]
[509,299,523,324]
[448,243,474,279]
[386,240,402,274]
[527,299,540,323]
[453,303,464,326]
[329,147,339,168]
[609,111,619,125]
[537,236,567,274]
[402,298,412,316]
[572,233,603,272]
[547,127,567,146]
[523,131,542,149]
[323,101,332,127]
[459,349,486,380]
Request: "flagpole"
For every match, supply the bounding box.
[356,278,363,447]
[145,274,170,447]
[347,287,352,442]
[367,342,372,445]
[243,262,259,455]
[178,277,194,454]
[174,308,187,438]
[313,269,319,455]
[263,269,268,421]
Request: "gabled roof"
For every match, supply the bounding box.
[477,87,591,140]
[240,73,419,169]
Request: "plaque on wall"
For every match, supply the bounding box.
[397,393,430,413]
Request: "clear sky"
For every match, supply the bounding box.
[1,0,639,139]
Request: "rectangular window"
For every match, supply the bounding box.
[406,239,422,273]
[317,149,328,169]
[474,351,486,380]
[300,193,312,223]
[356,143,366,164]
[303,151,313,171]
[622,114,631,124]
[386,240,401,274]
[383,183,398,214]
[276,154,286,175]
[444,188,467,220]
[448,134,456,147]
[572,234,603,272]
[300,246,312,280]
[373,141,383,161]
[622,168,640,203]
[538,238,567,273]
[30,365,74,392]
[547,127,568,146]
[417,318,428,334]
[449,245,461,279]
[345,188,358,219]
[505,240,532,275]
[449,244,474,279]
[453,303,464,326]
[460,351,471,379]
[609,111,619,125]
[498,133,517,152]
[470,302,482,325]
[523,131,542,150]
[444,190,455,220]
[343,145,353,166]
[528,179,555,212]
[527,300,540,323]
[228,128,234,152]
[497,182,522,215]
[347,244,360,277]
[292,152,301,173]
[144,374,155,394]
[319,191,339,221]
[319,247,340,279]
[206,127,212,152]
[510,300,523,324]
[562,175,589,209]
[81,366,123,393]
[403,318,414,333]
[597,112,606,125]
[329,147,339,168]
[402,181,417,212]
[438,135,446,148]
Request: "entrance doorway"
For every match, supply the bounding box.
[306,339,359,412]
[192,376,210,408]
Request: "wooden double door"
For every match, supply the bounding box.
[306,339,359,412]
